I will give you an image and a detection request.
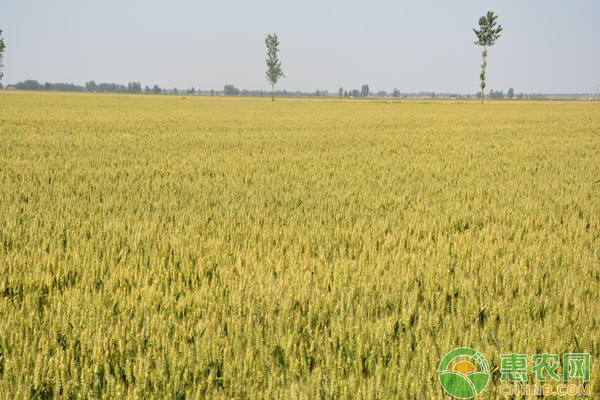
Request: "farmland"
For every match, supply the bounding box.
[0,91,599,398]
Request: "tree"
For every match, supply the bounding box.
[152,84,161,94]
[473,11,502,103]
[508,88,514,99]
[127,82,141,93]
[489,89,505,99]
[361,84,369,98]
[339,87,343,97]
[224,84,239,96]
[15,80,42,90]
[0,30,5,83]
[265,33,285,101]
[86,81,97,92]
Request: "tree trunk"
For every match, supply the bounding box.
[272,83,274,101]
[480,47,487,104]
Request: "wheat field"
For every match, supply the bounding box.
[0,91,599,399]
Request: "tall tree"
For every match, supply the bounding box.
[361,84,370,98]
[473,11,502,103]
[265,33,285,101]
[0,30,5,83]
[507,87,514,99]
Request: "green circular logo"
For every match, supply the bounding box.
[438,348,490,399]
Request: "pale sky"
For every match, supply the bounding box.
[1,0,599,93]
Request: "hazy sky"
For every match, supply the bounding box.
[1,0,599,93]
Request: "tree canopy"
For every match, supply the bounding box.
[473,11,503,48]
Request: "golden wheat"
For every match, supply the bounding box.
[0,92,598,399]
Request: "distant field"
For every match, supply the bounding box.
[0,92,598,398]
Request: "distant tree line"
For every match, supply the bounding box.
[12,80,160,93]
[14,80,84,91]
[6,80,546,100]
[485,88,521,99]
[336,85,371,98]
